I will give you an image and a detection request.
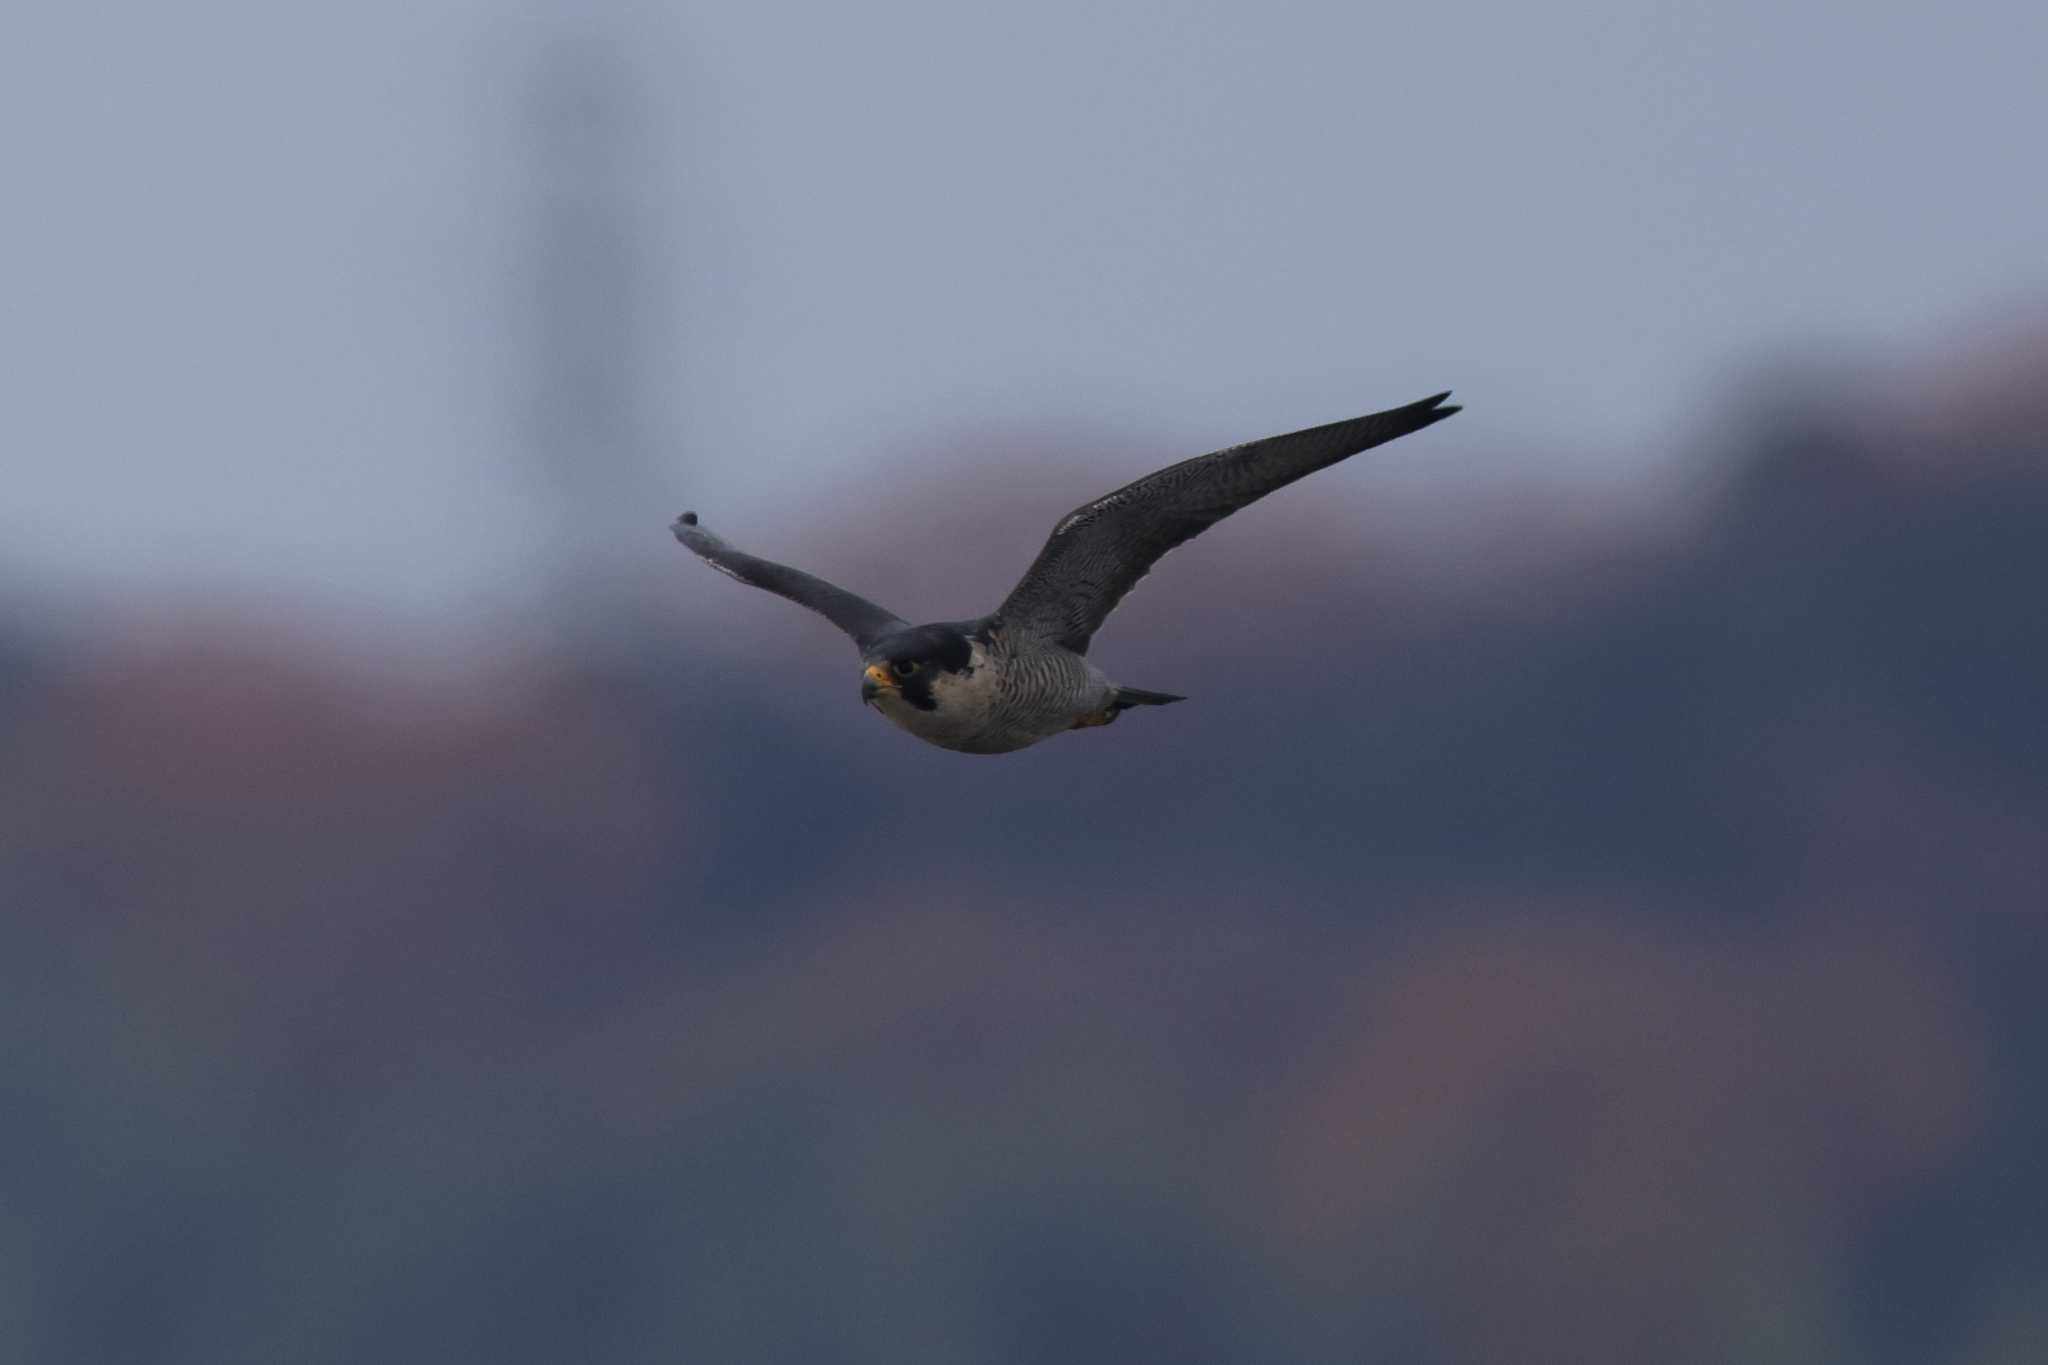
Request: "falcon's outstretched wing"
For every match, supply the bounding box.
[671,512,908,651]
[996,391,1459,653]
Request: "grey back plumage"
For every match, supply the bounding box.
[996,391,1459,654]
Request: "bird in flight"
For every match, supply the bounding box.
[673,390,1458,754]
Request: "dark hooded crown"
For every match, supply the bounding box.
[868,624,974,673]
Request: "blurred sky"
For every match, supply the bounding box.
[5,0,2045,623]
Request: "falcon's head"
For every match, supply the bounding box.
[859,624,976,714]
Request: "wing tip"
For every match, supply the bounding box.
[671,510,714,550]
[1410,391,1461,428]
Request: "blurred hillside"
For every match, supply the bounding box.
[3,348,2046,1364]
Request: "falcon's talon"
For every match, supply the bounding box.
[669,390,1457,754]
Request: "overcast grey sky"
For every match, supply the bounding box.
[5,0,2044,623]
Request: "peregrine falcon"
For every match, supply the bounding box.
[673,391,1458,754]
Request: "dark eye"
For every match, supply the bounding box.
[892,660,919,677]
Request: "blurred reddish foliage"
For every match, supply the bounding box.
[3,347,2045,1363]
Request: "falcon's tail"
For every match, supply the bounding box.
[1111,687,1186,712]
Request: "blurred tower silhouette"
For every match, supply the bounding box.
[513,18,671,646]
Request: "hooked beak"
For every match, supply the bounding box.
[861,662,896,705]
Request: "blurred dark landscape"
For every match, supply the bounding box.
[4,335,2045,1363]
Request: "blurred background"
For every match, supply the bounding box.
[5,2,2046,1361]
